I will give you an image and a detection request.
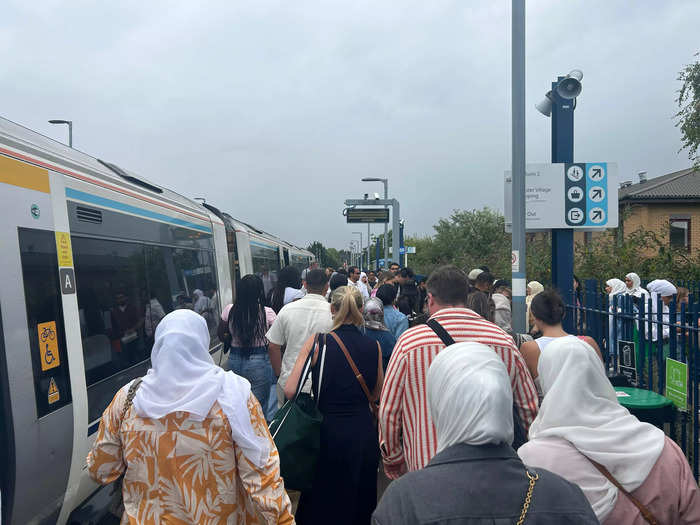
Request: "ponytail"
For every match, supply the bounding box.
[330,286,364,330]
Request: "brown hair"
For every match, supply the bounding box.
[426,265,468,306]
[330,286,364,330]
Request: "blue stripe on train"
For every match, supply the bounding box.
[65,187,212,233]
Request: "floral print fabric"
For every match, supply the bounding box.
[87,384,294,524]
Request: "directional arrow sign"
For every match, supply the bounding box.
[592,188,602,199]
[593,210,602,220]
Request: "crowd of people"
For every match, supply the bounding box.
[86,261,700,524]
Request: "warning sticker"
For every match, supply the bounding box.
[48,377,60,404]
[38,321,60,371]
[55,231,73,267]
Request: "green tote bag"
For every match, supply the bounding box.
[268,335,326,492]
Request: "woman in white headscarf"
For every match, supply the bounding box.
[518,336,700,524]
[646,279,678,341]
[525,280,544,333]
[373,342,598,524]
[625,272,649,299]
[606,278,628,353]
[87,310,294,524]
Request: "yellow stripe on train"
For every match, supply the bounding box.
[0,154,50,193]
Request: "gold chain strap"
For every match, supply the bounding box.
[516,469,539,525]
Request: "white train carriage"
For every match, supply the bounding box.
[0,117,231,524]
[202,204,314,301]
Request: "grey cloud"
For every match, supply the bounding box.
[1,0,698,250]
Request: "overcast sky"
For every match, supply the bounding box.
[2,1,698,250]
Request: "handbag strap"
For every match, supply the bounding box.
[426,318,455,346]
[293,338,317,400]
[516,469,539,525]
[586,457,659,525]
[315,334,327,407]
[328,331,375,403]
[119,377,143,431]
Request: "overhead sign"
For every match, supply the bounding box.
[504,162,618,230]
[617,340,637,386]
[346,208,390,223]
[665,358,688,410]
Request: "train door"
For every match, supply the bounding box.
[0,156,77,524]
[226,228,240,299]
[282,247,290,267]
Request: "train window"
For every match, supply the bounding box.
[290,253,309,272]
[250,242,280,298]
[72,237,150,421]
[169,248,220,346]
[18,228,72,417]
[72,237,221,423]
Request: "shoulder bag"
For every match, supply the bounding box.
[328,331,382,423]
[426,318,529,449]
[585,456,659,524]
[267,334,326,492]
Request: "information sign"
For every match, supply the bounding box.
[48,377,60,404]
[504,163,618,230]
[38,321,60,372]
[346,208,390,223]
[617,340,637,386]
[55,231,74,267]
[665,358,688,410]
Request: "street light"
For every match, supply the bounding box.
[362,177,388,267]
[48,119,73,147]
[352,231,363,268]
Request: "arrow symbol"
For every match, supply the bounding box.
[592,188,603,199]
[593,210,602,220]
[592,168,602,179]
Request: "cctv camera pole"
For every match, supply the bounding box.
[551,78,575,332]
[511,0,527,334]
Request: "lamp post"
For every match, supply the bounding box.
[361,177,388,266]
[510,0,527,333]
[48,119,73,147]
[536,69,583,332]
[352,231,363,268]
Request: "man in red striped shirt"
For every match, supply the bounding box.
[378,265,538,479]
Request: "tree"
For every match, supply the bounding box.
[307,241,340,268]
[431,208,512,276]
[676,53,700,167]
[403,235,436,275]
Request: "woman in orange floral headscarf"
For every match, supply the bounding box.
[87,309,294,524]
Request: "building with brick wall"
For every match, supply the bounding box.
[614,167,700,252]
[536,168,700,252]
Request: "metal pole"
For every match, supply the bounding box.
[68,121,73,148]
[391,200,400,270]
[383,180,388,267]
[511,0,527,334]
[551,78,575,332]
[367,223,371,270]
[353,232,363,268]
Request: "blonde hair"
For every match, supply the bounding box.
[330,286,364,330]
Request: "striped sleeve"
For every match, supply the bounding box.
[497,343,538,429]
[378,338,408,479]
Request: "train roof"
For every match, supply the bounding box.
[0,116,207,218]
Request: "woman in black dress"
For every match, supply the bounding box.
[285,285,384,525]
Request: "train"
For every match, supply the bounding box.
[0,116,314,524]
